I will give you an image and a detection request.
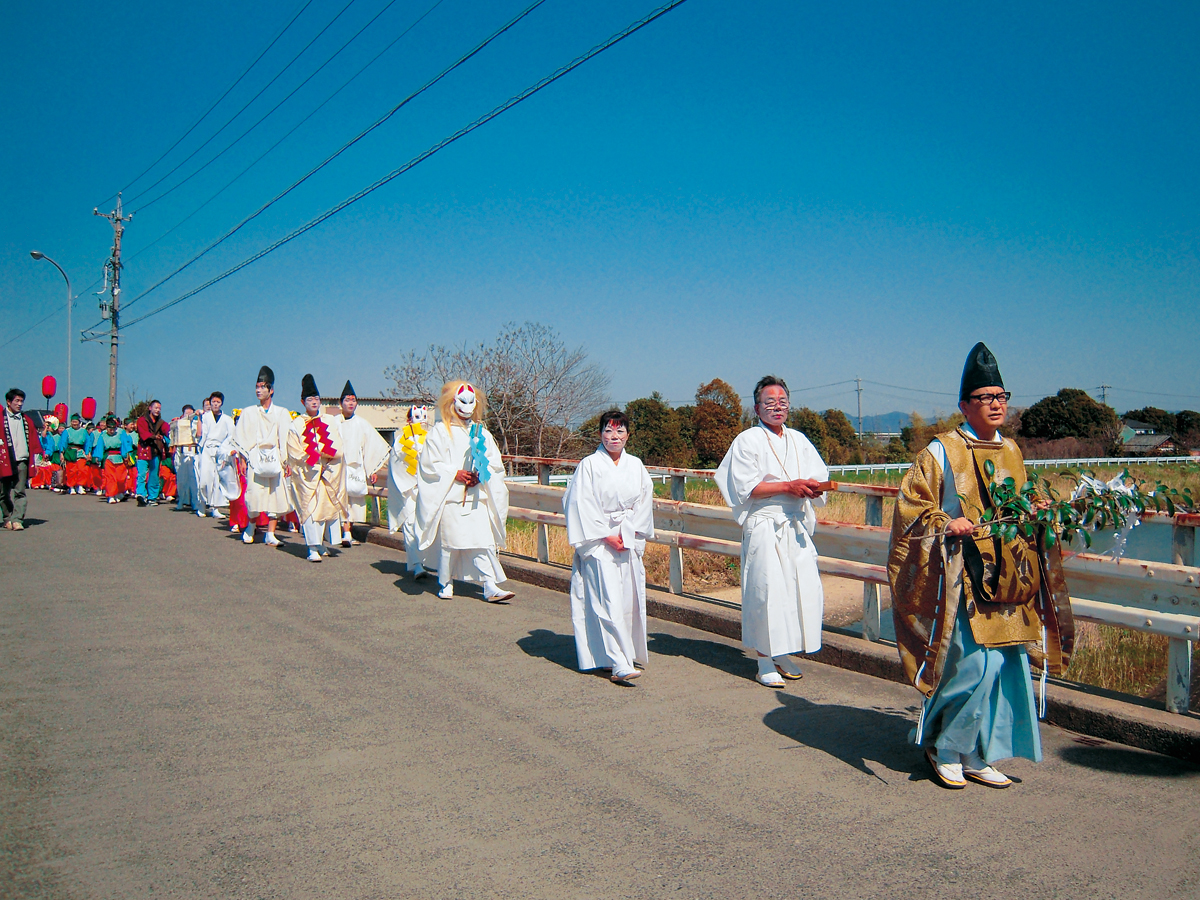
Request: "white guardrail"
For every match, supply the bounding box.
[828,455,1197,476]
[366,454,1200,714]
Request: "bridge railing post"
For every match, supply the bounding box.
[862,494,884,641]
[669,474,686,594]
[536,463,551,564]
[1167,521,1197,713]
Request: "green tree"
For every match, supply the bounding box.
[1122,406,1177,435]
[1175,410,1200,448]
[624,393,693,466]
[787,407,828,458]
[1020,389,1120,442]
[692,379,743,466]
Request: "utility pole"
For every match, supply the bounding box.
[1099,383,1111,405]
[93,195,132,416]
[855,376,864,439]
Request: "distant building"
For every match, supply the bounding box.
[1120,432,1177,456]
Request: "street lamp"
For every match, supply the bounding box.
[30,251,73,416]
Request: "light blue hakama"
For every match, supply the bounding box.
[916,597,1042,764]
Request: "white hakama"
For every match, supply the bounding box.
[563,448,655,673]
[716,424,829,658]
[416,422,509,588]
[197,410,239,512]
[233,403,293,516]
[388,424,429,572]
[337,413,390,523]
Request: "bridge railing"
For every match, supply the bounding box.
[368,453,1200,714]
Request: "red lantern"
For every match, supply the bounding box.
[53,402,68,423]
[81,397,97,421]
[41,375,56,402]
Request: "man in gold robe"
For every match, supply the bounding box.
[888,342,1073,789]
[286,374,349,563]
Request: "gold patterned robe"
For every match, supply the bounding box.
[888,428,1074,697]
[286,413,349,524]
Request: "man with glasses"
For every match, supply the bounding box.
[715,375,830,687]
[888,342,1074,790]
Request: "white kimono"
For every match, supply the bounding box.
[416,421,509,585]
[337,413,390,523]
[233,402,293,516]
[716,423,829,657]
[170,416,200,511]
[563,448,655,673]
[197,410,239,509]
[388,423,429,571]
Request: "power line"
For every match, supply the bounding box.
[132,0,407,214]
[96,0,317,207]
[789,379,856,392]
[863,379,958,397]
[124,0,363,208]
[117,0,446,271]
[1103,386,1200,402]
[119,0,693,330]
[111,0,550,318]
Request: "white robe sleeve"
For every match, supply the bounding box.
[481,428,509,547]
[415,424,459,551]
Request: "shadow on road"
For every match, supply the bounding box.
[370,559,435,597]
[647,632,756,683]
[1057,744,1200,777]
[517,629,578,672]
[763,692,920,782]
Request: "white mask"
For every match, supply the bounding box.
[410,405,429,424]
[454,385,477,419]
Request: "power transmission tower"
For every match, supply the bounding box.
[92,195,133,416]
[1099,383,1111,405]
[855,376,864,439]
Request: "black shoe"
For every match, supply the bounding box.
[136,496,147,507]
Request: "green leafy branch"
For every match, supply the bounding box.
[965,461,1194,550]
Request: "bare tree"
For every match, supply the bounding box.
[384,322,610,460]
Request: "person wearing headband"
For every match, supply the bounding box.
[888,342,1074,790]
[415,381,514,601]
[334,381,390,548]
[388,404,432,576]
[62,413,89,495]
[233,365,293,546]
[91,416,133,503]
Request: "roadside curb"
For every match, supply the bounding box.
[361,527,1200,763]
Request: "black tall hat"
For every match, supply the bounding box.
[301,373,320,401]
[340,380,356,401]
[256,365,275,388]
[959,342,1004,401]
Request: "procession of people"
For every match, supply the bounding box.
[4,341,1076,790]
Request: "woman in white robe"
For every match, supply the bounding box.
[716,376,829,687]
[563,410,655,683]
[197,392,239,517]
[415,382,513,601]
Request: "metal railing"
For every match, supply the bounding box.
[366,453,1200,713]
[825,455,1197,476]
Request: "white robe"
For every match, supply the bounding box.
[197,411,239,508]
[388,424,429,571]
[337,413,390,523]
[416,421,509,584]
[563,448,655,673]
[715,423,829,657]
[233,402,293,516]
[170,417,200,510]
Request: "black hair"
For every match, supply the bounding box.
[209,391,224,403]
[598,409,631,433]
[752,375,789,406]
[106,416,118,428]
[182,404,195,413]
[5,388,25,402]
[149,399,161,407]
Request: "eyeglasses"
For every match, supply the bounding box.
[967,391,1011,406]
[759,401,790,411]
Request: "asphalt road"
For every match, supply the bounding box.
[3,491,1199,899]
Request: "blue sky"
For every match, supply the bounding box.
[2,0,1197,418]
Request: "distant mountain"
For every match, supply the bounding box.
[856,411,922,434]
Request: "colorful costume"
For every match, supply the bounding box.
[135,410,170,503]
[387,407,430,573]
[170,414,200,511]
[91,428,133,500]
[61,421,90,493]
[286,374,349,559]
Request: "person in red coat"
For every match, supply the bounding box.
[135,400,170,507]
[2,388,46,530]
